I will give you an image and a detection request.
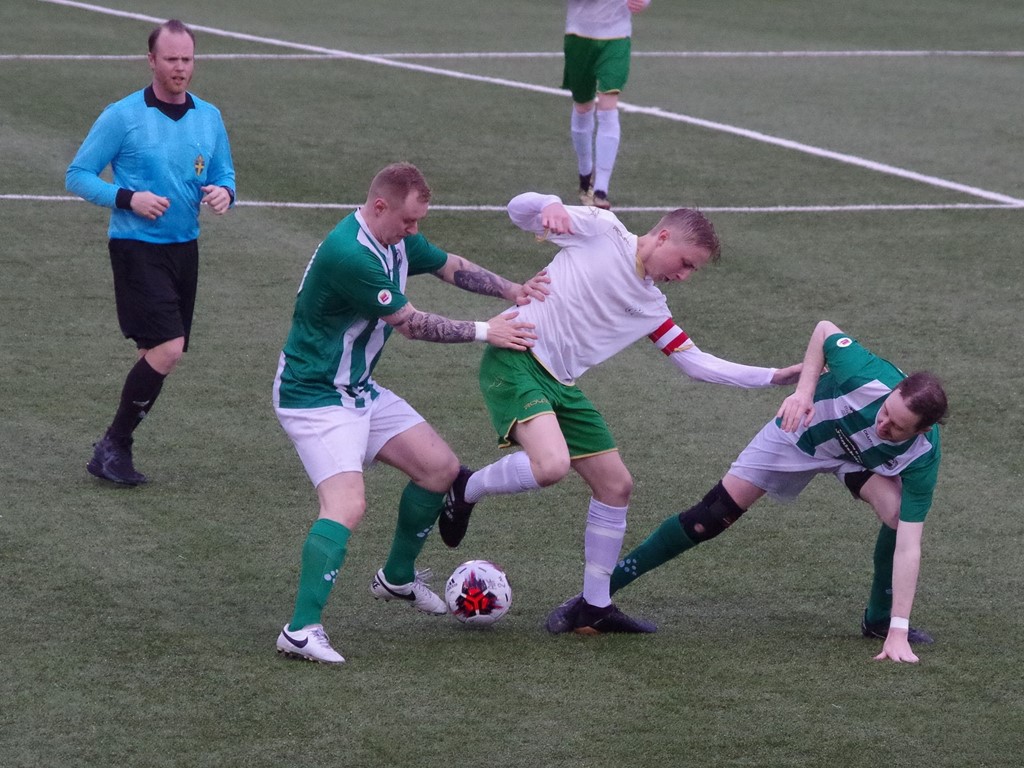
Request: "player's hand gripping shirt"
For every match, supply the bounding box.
[273,210,448,409]
[786,333,942,522]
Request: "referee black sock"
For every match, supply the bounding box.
[107,357,166,443]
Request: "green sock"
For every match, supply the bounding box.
[382,481,445,585]
[865,524,897,624]
[610,513,697,595]
[288,518,351,631]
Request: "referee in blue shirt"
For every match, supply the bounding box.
[67,19,236,485]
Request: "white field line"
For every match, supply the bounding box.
[6,50,1024,61]
[5,195,1020,214]
[30,0,1024,207]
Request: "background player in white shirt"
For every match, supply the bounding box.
[563,0,652,208]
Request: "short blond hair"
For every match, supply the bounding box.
[654,209,721,263]
[368,163,431,206]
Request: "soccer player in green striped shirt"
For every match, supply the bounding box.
[550,320,947,663]
[273,163,548,664]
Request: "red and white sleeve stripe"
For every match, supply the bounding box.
[648,319,693,355]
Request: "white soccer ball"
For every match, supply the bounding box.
[444,559,512,626]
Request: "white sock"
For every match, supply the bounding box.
[570,107,595,178]
[593,108,621,194]
[464,451,540,503]
[582,498,628,608]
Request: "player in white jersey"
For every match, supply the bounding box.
[440,192,801,634]
[273,164,548,664]
[572,320,948,663]
[563,0,651,209]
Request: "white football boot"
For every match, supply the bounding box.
[275,623,345,664]
[370,568,447,615]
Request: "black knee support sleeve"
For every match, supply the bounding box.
[678,481,747,544]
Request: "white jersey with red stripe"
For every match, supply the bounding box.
[506,193,779,390]
[506,193,684,385]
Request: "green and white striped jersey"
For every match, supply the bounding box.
[788,333,941,522]
[273,209,448,409]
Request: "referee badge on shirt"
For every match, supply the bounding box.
[377,289,392,305]
[194,154,206,177]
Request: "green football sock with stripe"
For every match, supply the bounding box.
[610,513,697,595]
[382,481,446,585]
[865,524,897,624]
[288,518,350,631]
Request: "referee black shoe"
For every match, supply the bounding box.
[87,435,148,486]
[439,465,475,548]
[860,610,934,644]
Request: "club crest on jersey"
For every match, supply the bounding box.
[836,337,853,348]
[194,154,205,177]
[377,289,393,305]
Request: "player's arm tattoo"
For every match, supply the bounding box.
[441,255,514,300]
[391,306,474,343]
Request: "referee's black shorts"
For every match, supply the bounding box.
[108,238,199,351]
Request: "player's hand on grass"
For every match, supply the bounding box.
[874,632,919,664]
[541,203,572,235]
[485,310,537,350]
[776,391,814,432]
[515,269,551,305]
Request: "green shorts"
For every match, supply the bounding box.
[479,346,616,458]
[562,34,632,104]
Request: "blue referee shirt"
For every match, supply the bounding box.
[66,86,236,244]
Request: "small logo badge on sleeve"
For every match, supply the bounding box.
[377,289,392,305]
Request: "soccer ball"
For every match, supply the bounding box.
[445,560,512,626]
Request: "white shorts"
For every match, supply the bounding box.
[275,387,424,487]
[728,420,864,503]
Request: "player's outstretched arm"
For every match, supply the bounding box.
[384,303,537,350]
[648,321,791,388]
[874,521,924,664]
